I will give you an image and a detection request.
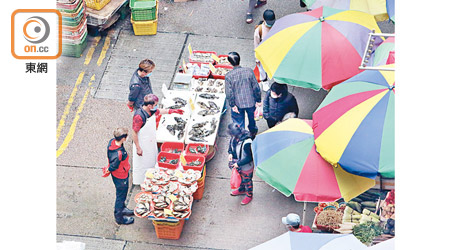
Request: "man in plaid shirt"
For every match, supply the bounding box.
[225,52,262,138]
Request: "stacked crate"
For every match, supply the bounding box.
[85,0,112,10]
[57,0,88,57]
[130,0,158,35]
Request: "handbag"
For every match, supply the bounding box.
[102,166,110,177]
[230,168,242,189]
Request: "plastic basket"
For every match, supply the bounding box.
[62,16,87,39]
[181,155,205,171]
[57,0,82,12]
[131,17,158,35]
[130,0,157,21]
[60,1,85,18]
[217,55,232,66]
[185,143,209,157]
[189,50,217,66]
[62,9,85,26]
[62,31,87,57]
[157,152,180,169]
[86,0,111,10]
[211,65,233,79]
[152,219,185,239]
[193,166,206,200]
[161,142,184,154]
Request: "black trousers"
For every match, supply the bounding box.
[112,174,129,222]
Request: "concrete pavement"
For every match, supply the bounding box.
[56,1,394,249]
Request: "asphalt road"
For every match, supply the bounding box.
[56,1,394,249]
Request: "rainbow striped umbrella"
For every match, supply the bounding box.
[313,67,395,179]
[252,118,374,202]
[255,6,381,91]
[386,0,395,23]
[304,0,389,22]
[371,36,395,66]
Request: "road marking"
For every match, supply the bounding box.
[56,74,95,158]
[84,36,102,65]
[56,71,85,141]
[97,36,111,66]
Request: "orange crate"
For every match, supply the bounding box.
[86,0,111,10]
[153,219,185,239]
[193,166,206,200]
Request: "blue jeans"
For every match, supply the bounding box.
[231,106,258,134]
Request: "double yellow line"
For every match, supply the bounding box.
[56,34,112,158]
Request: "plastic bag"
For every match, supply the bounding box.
[254,105,263,121]
[102,166,110,177]
[230,168,241,189]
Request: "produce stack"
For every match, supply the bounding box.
[130,0,158,35]
[57,0,88,57]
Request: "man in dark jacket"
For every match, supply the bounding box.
[105,127,134,225]
[225,52,262,139]
[263,82,299,128]
[127,59,155,111]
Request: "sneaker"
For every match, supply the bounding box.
[115,216,134,225]
[262,81,270,92]
[241,196,253,205]
[230,189,246,196]
[122,207,135,216]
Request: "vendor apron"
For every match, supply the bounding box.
[132,114,157,185]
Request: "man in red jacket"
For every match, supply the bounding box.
[105,127,134,225]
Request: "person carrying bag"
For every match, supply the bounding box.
[227,123,255,205]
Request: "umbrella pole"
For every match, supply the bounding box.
[302,202,307,226]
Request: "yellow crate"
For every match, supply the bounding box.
[131,17,157,35]
[86,0,111,10]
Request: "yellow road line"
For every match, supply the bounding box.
[56,71,85,141]
[97,36,111,66]
[56,74,95,158]
[84,36,102,65]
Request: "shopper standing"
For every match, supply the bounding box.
[246,0,267,24]
[254,9,276,91]
[228,123,255,205]
[127,59,155,111]
[225,52,261,139]
[131,94,183,185]
[105,127,134,225]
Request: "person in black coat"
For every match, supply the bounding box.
[263,82,299,128]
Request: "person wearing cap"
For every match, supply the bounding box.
[282,213,313,233]
[127,59,156,111]
[105,127,134,225]
[131,94,184,185]
[225,52,262,139]
[227,123,255,205]
[246,0,267,24]
[263,82,299,128]
[254,9,275,92]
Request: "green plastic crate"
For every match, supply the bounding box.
[130,0,157,21]
[62,32,88,57]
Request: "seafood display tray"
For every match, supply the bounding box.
[189,78,225,94]
[157,91,196,143]
[160,90,196,115]
[184,115,220,146]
